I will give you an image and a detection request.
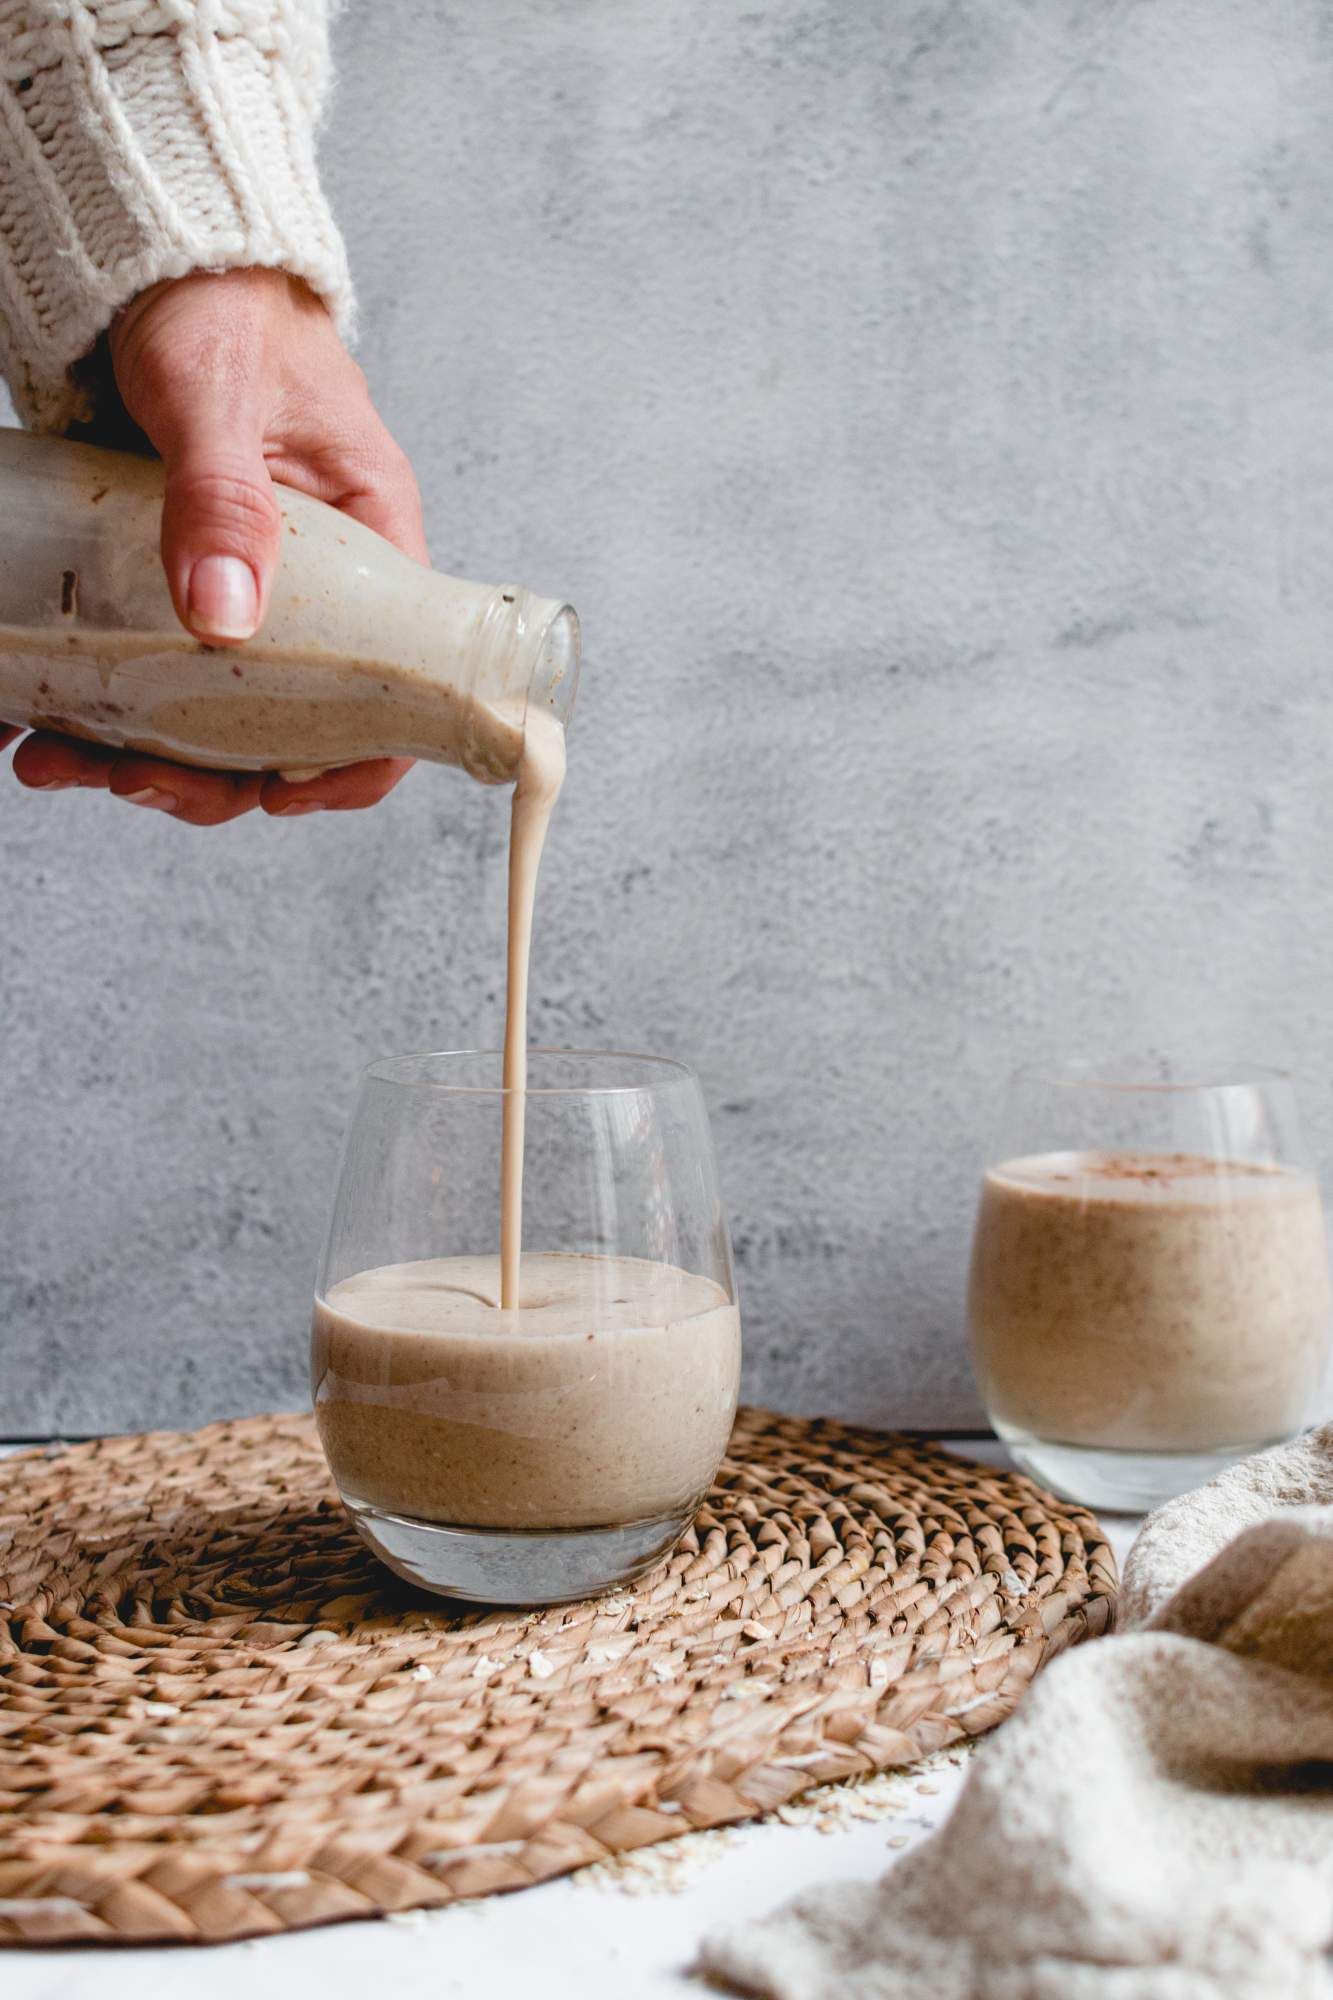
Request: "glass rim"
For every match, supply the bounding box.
[360,1046,700,1098]
[1012,1056,1294,1095]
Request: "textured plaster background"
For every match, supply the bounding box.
[5,0,1333,1434]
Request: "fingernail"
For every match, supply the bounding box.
[188,555,260,640]
[274,801,324,817]
[121,786,178,812]
[35,778,77,790]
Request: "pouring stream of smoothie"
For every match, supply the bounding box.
[312,693,746,1558]
[499,708,566,1308]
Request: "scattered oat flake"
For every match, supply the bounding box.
[224,1872,311,1891]
[949,1691,996,1717]
[527,1650,556,1679]
[588,1636,634,1663]
[472,1655,499,1679]
[422,1840,525,1866]
[574,1744,977,1898]
[576,1824,739,1895]
[0,1897,87,1920]
[650,1659,676,1683]
[409,1665,433,1682]
[297,1628,338,1648]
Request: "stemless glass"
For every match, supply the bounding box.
[312,1050,741,1605]
[967,1059,1331,1512]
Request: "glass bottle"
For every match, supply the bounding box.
[0,428,579,783]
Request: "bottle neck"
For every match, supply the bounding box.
[462,590,580,783]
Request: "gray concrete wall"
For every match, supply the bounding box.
[5,0,1333,1434]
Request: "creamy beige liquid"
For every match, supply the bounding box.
[969,1150,1332,1453]
[13,635,527,780]
[312,1253,741,1528]
[313,702,740,1533]
[499,708,565,1308]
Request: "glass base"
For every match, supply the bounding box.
[996,1427,1285,1515]
[342,1493,692,1606]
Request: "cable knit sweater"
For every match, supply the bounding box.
[0,0,351,430]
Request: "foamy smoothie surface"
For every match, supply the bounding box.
[986,1149,1312,1201]
[969,1150,1331,1453]
[312,1252,741,1529]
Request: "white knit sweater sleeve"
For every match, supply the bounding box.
[0,0,353,430]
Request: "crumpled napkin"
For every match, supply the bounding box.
[701,1425,1333,2000]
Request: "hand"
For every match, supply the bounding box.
[9,267,429,826]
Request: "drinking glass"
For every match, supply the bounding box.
[967,1059,1331,1511]
[312,1049,741,1604]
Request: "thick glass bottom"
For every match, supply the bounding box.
[342,1492,693,1605]
[995,1424,1288,1514]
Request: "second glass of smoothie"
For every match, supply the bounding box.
[312,1050,741,1604]
[968,1060,1331,1511]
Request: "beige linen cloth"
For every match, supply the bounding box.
[702,1425,1333,2000]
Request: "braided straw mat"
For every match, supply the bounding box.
[0,1406,1116,1946]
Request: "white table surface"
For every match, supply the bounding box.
[1,1438,1142,2000]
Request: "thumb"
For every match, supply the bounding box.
[159,429,283,645]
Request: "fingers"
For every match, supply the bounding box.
[159,439,283,646]
[269,436,430,568]
[13,732,118,790]
[110,274,284,645]
[12,732,411,822]
[261,757,415,816]
[333,442,430,564]
[13,732,262,824]
[94,273,429,826]
[109,754,264,826]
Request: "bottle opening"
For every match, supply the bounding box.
[529,605,580,730]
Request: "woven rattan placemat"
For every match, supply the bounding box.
[0,1407,1116,1946]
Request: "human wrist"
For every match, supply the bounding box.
[0,7,350,433]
